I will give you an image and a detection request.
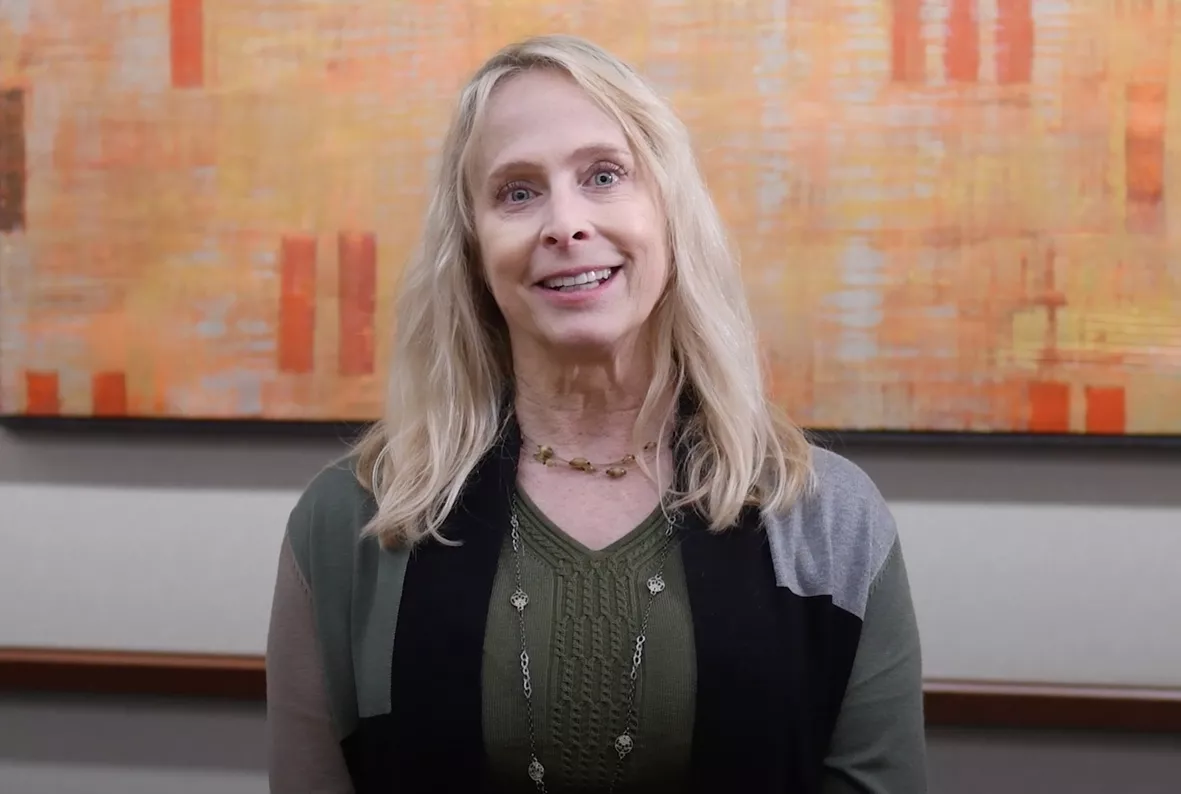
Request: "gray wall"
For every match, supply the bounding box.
[5,428,1181,687]
[4,426,1181,794]
[1,693,1178,793]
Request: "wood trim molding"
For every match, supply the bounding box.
[923,679,1181,733]
[3,649,1180,732]
[0,648,266,700]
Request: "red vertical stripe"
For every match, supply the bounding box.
[25,371,60,416]
[92,371,128,417]
[278,234,317,375]
[996,0,1034,84]
[1028,381,1070,433]
[170,0,204,89]
[945,0,980,83]
[0,89,26,232]
[891,0,925,83]
[1125,82,1166,207]
[1085,386,1126,435]
[338,231,377,377]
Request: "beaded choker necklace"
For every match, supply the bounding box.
[525,440,658,480]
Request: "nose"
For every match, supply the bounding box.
[540,189,592,249]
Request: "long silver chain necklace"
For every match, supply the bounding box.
[508,500,680,793]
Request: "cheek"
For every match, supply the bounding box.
[630,203,669,287]
[475,219,511,279]
[476,217,536,304]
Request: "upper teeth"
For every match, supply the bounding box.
[542,268,614,289]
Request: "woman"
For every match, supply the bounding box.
[266,34,926,794]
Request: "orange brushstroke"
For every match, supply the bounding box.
[1028,381,1070,433]
[1125,82,1166,207]
[25,371,60,416]
[1085,386,1126,435]
[0,88,26,232]
[996,0,1033,84]
[92,371,128,417]
[891,0,925,83]
[278,234,317,375]
[945,0,980,83]
[170,0,204,89]
[338,231,377,377]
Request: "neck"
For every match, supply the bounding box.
[511,348,668,458]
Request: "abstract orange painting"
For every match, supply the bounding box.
[1,0,1179,436]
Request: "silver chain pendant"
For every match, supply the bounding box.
[528,756,545,784]
[510,499,679,794]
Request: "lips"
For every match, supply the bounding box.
[538,266,620,292]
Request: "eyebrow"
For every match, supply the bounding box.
[484,143,633,186]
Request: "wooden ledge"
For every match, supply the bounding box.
[0,648,266,700]
[3,649,1180,732]
[923,679,1181,733]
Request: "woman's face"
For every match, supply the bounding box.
[470,70,669,363]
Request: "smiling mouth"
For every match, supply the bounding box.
[538,266,621,293]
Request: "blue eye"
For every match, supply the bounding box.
[498,183,534,204]
[592,170,617,187]
[588,162,626,187]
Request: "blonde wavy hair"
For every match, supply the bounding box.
[354,34,813,548]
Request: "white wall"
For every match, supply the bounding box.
[3,427,1181,689]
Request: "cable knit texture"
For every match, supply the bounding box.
[482,488,696,793]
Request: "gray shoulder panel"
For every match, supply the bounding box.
[763,447,898,620]
[285,455,408,738]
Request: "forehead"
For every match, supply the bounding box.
[472,70,630,177]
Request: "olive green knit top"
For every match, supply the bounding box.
[481,488,697,793]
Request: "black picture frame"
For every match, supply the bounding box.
[3,413,1180,451]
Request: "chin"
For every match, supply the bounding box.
[540,324,634,360]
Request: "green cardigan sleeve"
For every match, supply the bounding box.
[821,536,928,793]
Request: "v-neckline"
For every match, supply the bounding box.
[512,485,669,561]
